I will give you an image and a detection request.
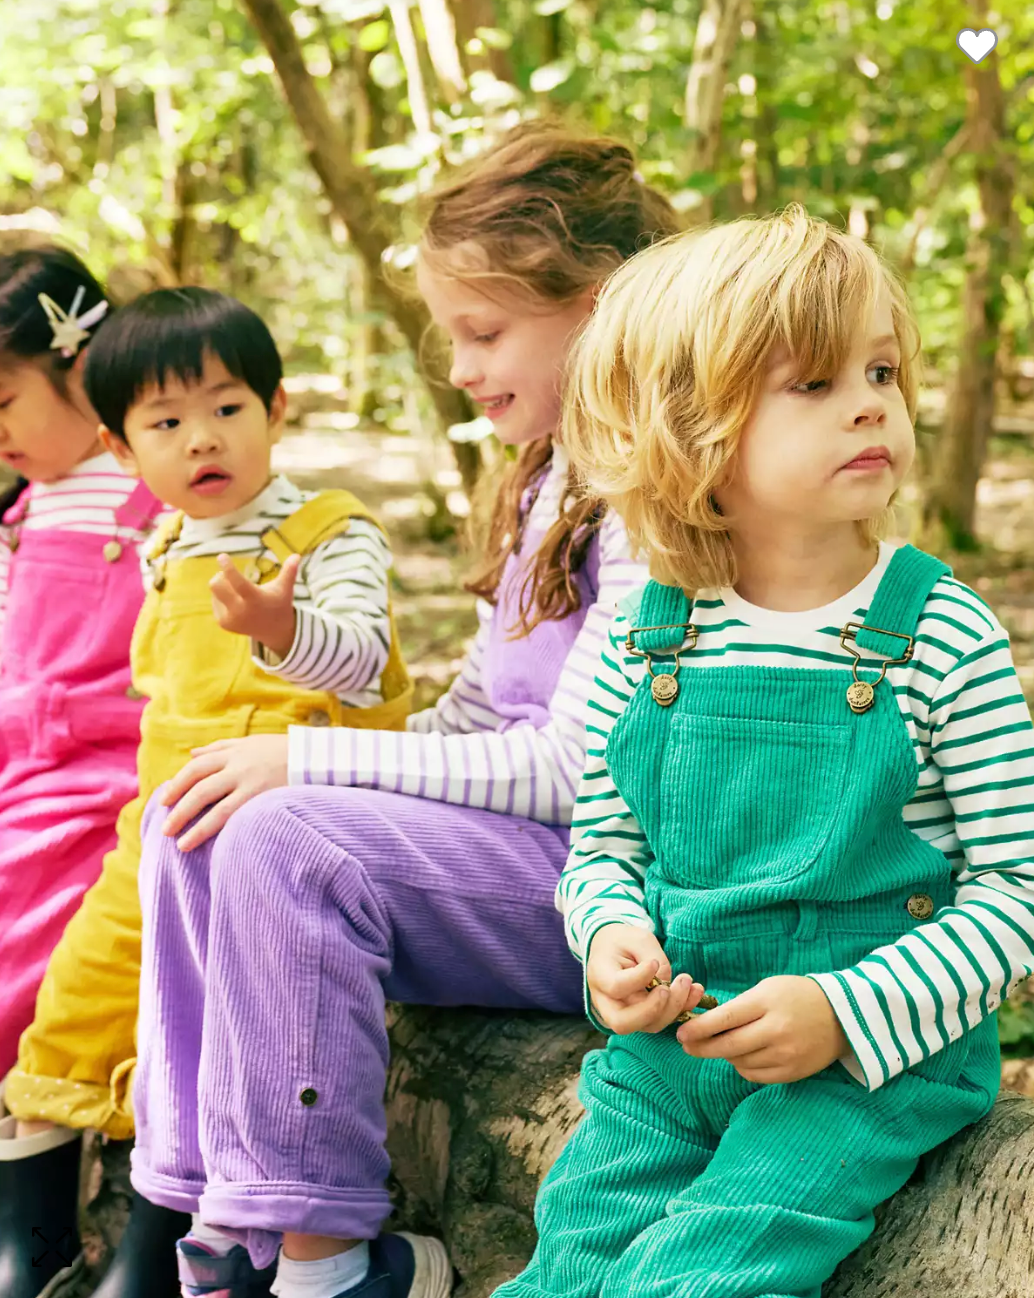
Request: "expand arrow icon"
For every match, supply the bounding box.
[31,1227,48,1267]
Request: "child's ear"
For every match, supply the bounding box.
[99,425,140,477]
[267,384,288,446]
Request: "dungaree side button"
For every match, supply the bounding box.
[907,893,934,920]
[300,1087,318,1107]
[307,710,332,727]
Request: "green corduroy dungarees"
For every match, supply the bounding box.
[496,545,1000,1298]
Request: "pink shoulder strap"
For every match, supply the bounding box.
[1,483,31,525]
[113,480,164,533]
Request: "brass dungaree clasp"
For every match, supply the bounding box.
[839,621,915,714]
[625,621,698,707]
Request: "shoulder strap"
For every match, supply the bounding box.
[260,490,384,563]
[627,580,693,655]
[856,544,951,657]
[147,511,184,561]
[0,477,30,523]
[114,480,164,533]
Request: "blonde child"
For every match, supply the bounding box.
[2,286,411,1298]
[115,126,677,1298]
[494,208,1034,1298]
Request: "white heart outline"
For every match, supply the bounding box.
[956,28,998,63]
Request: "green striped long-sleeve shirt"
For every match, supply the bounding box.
[556,543,1034,1091]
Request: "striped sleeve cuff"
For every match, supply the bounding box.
[807,971,895,1091]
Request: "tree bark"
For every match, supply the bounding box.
[236,0,481,493]
[385,1007,602,1296]
[921,0,1014,550]
[451,0,515,85]
[684,0,744,223]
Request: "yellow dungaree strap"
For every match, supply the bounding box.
[256,490,413,730]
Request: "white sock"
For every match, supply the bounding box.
[270,1242,371,1298]
[187,1214,236,1256]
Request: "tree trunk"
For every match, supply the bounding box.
[684,0,744,223]
[381,1007,1034,1298]
[418,0,468,103]
[387,0,434,137]
[236,0,481,493]
[451,0,515,85]
[751,5,780,210]
[921,0,1013,551]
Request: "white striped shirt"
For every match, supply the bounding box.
[0,452,155,638]
[558,542,1034,1091]
[155,475,392,707]
[288,447,650,824]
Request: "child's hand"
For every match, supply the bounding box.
[586,924,709,1035]
[676,975,850,1083]
[159,734,290,851]
[210,553,301,659]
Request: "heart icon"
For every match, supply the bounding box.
[957,28,997,63]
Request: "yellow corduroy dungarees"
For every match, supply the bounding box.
[4,490,411,1136]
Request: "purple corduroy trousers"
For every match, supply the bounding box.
[130,784,583,1269]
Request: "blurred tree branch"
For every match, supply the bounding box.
[237,0,481,492]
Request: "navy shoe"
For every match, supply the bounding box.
[334,1233,451,1298]
[176,1236,277,1297]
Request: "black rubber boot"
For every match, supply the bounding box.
[0,1118,85,1298]
[91,1190,191,1298]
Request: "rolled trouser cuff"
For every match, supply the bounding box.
[198,1180,392,1270]
[2,1064,135,1138]
[129,1152,204,1216]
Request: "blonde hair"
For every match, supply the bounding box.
[562,205,921,591]
[420,121,680,633]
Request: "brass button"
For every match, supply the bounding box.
[125,686,145,701]
[300,1087,318,1107]
[307,710,331,727]
[907,893,934,921]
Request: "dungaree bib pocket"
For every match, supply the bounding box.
[658,711,853,890]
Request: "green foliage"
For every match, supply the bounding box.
[999,992,1034,1058]
[3,0,1034,416]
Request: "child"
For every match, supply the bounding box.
[110,125,678,1298]
[1,286,412,1298]
[0,246,163,1298]
[493,208,1034,1298]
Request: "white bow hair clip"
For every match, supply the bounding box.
[38,285,110,358]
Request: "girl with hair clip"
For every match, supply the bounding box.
[495,207,1034,1298]
[112,124,680,1298]
[0,247,163,1298]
